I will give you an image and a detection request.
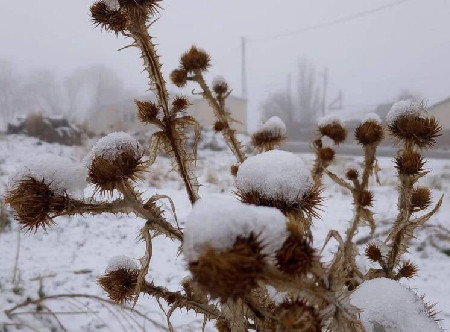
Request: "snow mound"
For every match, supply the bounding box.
[236,150,313,204]
[351,278,441,332]
[103,0,120,11]
[85,132,142,167]
[183,196,288,262]
[362,112,382,124]
[258,116,287,136]
[318,114,344,127]
[105,256,139,273]
[386,100,423,125]
[10,154,87,198]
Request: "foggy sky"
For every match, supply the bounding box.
[1,0,450,130]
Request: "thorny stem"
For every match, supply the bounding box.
[129,18,199,205]
[193,70,246,164]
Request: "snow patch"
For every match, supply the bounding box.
[10,154,87,198]
[236,150,313,204]
[351,278,441,332]
[105,256,139,273]
[318,114,344,127]
[386,100,423,125]
[212,75,227,87]
[321,136,335,148]
[183,196,288,262]
[258,116,287,136]
[103,0,120,10]
[85,132,142,167]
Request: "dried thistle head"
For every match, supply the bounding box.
[318,147,335,163]
[98,257,139,304]
[180,46,211,72]
[212,77,229,95]
[230,164,239,176]
[395,150,425,176]
[274,300,322,332]
[188,233,266,302]
[214,121,227,132]
[411,187,431,212]
[5,177,70,231]
[90,1,127,33]
[318,121,347,145]
[396,260,418,279]
[346,168,359,181]
[276,222,316,275]
[172,96,190,113]
[86,133,146,193]
[170,69,188,88]
[389,115,441,148]
[365,242,382,262]
[136,100,159,124]
[355,121,384,145]
[357,190,373,207]
[251,116,287,152]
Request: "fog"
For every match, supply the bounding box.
[1,0,450,130]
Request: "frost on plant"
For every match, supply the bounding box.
[3,0,446,331]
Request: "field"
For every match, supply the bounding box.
[0,133,449,331]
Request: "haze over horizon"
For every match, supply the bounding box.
[1,0,450,130]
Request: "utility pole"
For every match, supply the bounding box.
[241,37,247,99]
[320,67,328,117]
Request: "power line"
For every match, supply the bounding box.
[248,0,411,42]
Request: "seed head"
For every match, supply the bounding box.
[355,121,384,145]
[98,266,139,304]
[180,46,211,72]
[389,115,441,148]
[346,168,359,181]
[188,234,265,302]
[170,69,188,87]
[172,96,190,113]
[212,79,228,95]
[365,243,382,262]
[357,190,373,207]
[5,178,70,231]
[274,300,322,332]
[276,222,315,275]
[397,261,418,279]
[395,150,425,175]
[411,186,431,212]
[318,147,335,162]
[319,122,347,144]
[135,100,159,124]
[90,1,127,33]
[214,121,227,132]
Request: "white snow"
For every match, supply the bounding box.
[318,114,344,127]
[321,136,335,148]
[258,116,287,136]
[212,75,227,87]
[386,100,423,125]
[236,150,313,204]
[10,154,86,198]
[103,0,120,11]
[85,132,142,167]
[105,255,139,273]
[183,196,288,262]
[362,112,382,124]
[351,278,441,332]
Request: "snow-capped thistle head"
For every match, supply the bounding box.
[5,155,86,231]
[183,197,288,301]
[236,150,321,219]
[355,113,384,146]
[98,256,139,304]
[271,300,323,332]
[180,46,211,72]
[212,76,228,95]
[251,116,287,152]
[85,132,145,193]
[170,69,188,87]
[317,115,347,145]
[387,101,441,148]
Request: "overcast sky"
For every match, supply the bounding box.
[1,0,450,129]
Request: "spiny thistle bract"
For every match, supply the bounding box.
[135,100,160,124]
[355,120,384,145]
[170,69,188,87]
[180,46,211,72]
[395,150,426,175]
[411,186,432,212]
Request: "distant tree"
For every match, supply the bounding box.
[261,91,295,124]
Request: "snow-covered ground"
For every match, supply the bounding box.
[0,134,449,331]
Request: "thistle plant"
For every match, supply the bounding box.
[4,1,445,331]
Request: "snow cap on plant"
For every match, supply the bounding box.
[98,256,139,304]
[180,46,211,72]
[183,196,288,301]
[251,116,287,152]
[355,113,384,146]
[236,150,321,219]
[85,132,145,192]
[212,76,229,95]
[317,115,347,144]
[387,100,441,148]
[5,155,86,231]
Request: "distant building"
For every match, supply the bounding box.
[86,95,247,134]
[429,98,450,130]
